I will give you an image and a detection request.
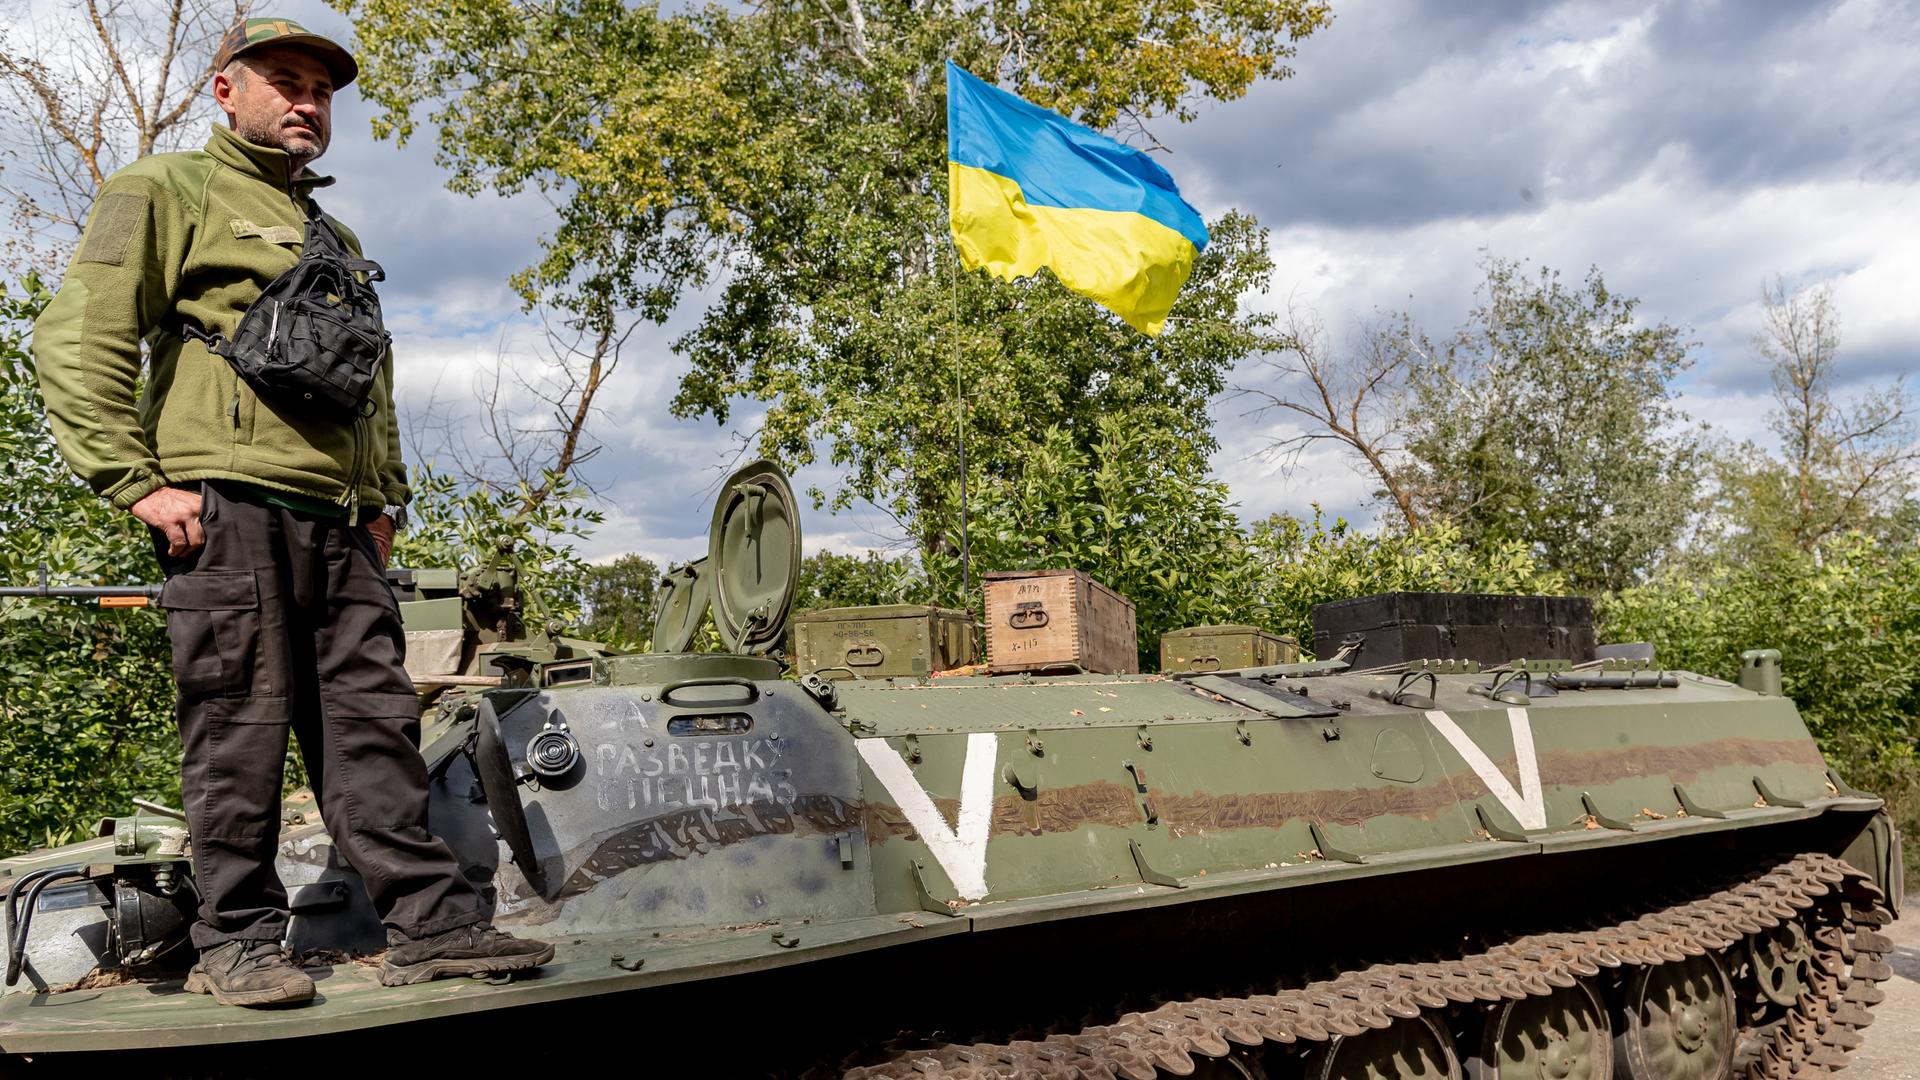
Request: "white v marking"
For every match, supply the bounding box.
[1426,708,1546,830]
[857,732,997,900]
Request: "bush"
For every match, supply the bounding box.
[1245,512,1567,650]
[910,414,1571,667]
[1603,537,1920,884]
[394,465,602,627]
[1602,537,1920,747]
[0,276,179,852]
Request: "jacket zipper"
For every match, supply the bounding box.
[337,413,365,524]
[300,190,366,525]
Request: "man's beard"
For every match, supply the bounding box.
[236,114,327,167]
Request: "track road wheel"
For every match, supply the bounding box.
[1472,982,1613,1080]
[1746,920,1811,1009]
[1615,952,1736,1080]
[1307,1015,1461,1080]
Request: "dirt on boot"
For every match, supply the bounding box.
[378,925,554,987]
[184,940,316,1007]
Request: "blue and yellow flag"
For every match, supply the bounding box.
[946,61,1209,336]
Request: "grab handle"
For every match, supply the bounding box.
[659,676,761,708]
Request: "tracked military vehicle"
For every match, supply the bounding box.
[0,460,1902,1078]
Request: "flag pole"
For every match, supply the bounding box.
[943,62,973,620]
[948,229,972,619]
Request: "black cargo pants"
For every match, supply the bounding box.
[155,482,483,949]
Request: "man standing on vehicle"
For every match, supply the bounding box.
[32,18,551,1005]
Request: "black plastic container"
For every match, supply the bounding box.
[1309,592,1595,668]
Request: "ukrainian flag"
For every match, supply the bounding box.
[946,61,1209,336]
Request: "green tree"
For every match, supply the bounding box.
[795,550,928,612]
[579,553,660,649]
[392,464,602,625]
[337,0,1326,552]
[1395,257,1706,593]
[923,416,1261,668]
[0,277,179,851]
[1602,536,1920,750]
[1711,278,1918,554]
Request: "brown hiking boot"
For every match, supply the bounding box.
[183,940,316,1006]
[378,924,554,986]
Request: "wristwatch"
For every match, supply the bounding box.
[381,504,409,531]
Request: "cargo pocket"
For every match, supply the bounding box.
[157,570,261,701]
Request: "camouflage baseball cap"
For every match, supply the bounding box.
[214,17,357,89]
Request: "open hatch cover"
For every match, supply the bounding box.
[650,557,710,654]
[707,460,801,655]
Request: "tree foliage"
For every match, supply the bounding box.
[1601,533,1920,882]
[578,552,660,649]
[1603,536,1920,749]
[794,549,928,612]
[778,441,1563,671]
[767,416,1568,671]
[1246,513,1565,649]
[392,463,602,625]
[337,0,1325,549]
[0,276,178,851]
[1393,258,1706,593]
[1710,278,1918,555]
[918,415,1259,667]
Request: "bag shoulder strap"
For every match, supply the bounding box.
[163,199,383,350]
[302,198,385,280]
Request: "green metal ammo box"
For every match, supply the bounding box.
[791,604,977,679]
[1158,624,1301,672]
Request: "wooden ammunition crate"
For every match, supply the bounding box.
[792,604,977,679]
[1159,624,1300,673]
[983,570,1137,674]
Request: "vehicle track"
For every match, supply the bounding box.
[843,852,1893,1079]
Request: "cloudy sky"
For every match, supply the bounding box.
[13,0,1919,565]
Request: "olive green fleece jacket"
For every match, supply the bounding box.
[34,124,406,520]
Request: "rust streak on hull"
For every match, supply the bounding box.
[859,737,1828,842]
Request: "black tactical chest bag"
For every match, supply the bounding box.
[174,199,391,422]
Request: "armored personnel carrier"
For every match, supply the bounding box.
[0,461,1902,1078]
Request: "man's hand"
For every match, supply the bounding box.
[131,486,204,558]
[367,513,395,566]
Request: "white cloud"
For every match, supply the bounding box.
[10,0,1918,554]
[1211,131,1920,530]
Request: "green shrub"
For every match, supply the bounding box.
[1245,513,1567,650]
[1602,537,1920,746]
[1603,537,1920,885]
[0,276,179,852]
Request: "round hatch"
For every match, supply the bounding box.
[650,557,710,653]
[707,460,801,655]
